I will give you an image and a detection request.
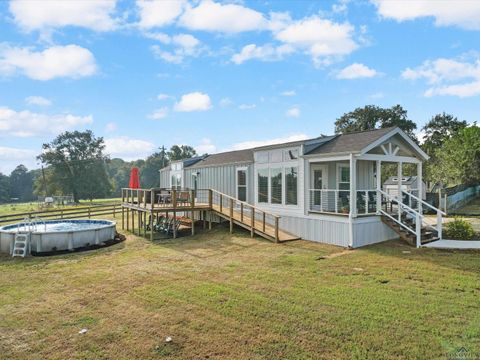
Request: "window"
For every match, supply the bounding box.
[338,165,350,190]
[171,173,182,188]
[270,168,282,204]
[256,152,269,163]
[284,149,299,160]
[237,169,247,202]
[257,169,269,203]
[270,150,283,163]
[285,167,298,205]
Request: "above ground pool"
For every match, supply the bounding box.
[0,219,116,256]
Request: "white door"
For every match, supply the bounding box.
[310,164,328,209]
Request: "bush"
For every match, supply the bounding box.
[443,218,475,240]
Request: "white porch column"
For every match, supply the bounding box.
[376,160,382,213]
[350,154,357,218]
[397,161,402,222]
[417,161,423,214]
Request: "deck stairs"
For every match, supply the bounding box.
[12,233,30,257]
[378,189,445,247]
[210,190,301,242]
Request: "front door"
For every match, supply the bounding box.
[310,164,328,208]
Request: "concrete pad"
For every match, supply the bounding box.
[423,239,480,250]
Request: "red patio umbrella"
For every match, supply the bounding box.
[129,167,140,188]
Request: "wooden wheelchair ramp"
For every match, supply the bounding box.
[210,190,300,243]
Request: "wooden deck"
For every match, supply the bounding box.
[121,188,301,243]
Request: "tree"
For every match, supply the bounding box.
[431,126,480,186]
[0,173,10,203]
[421,113,467,157]
[38,130,112,202]
[335,105,417,139]
[167,145,197,161]
[9,165,34,202]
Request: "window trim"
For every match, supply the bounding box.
[236,167,248,202]
[336,163,350,190]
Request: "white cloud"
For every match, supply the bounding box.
[286,106,300,118]
[219,97,233,107]
[9,0,119,32]
[179,0,267,33]
[137,0,186,28]
[0,106,93,137]
[196,138,216,154]
[105,136,156,160]
[372,0,480,30]
[0,146,37,174]
[231,43,294,64]
[336,63,378,79]
[25,96,51,106]
[157,93,173,101]
[402,55,480,97]
[105,122,117,132]
[229,133,309,151]
[238,104,256,110]
[149,33,203,63]
[174,92,212,112]
[281,90,296,96]
[369,92,384,99]
[0,44,97,81]
[274,16,358,66]
[148,107,169,120]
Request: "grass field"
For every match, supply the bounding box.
[0,222,479,359]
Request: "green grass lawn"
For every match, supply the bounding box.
[0,223,479,359]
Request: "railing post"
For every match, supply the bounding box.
[208,189,213,209]
[229,199,234,233]
[172,189,177,209]
[335,190,338,214]
[240,203,244,222]
[437,210,442,240]
[219,195,223,213]
[275,217,279,243]
[365,191,368,214]
[150,189,154,210]
[262,212,266,232]
[250,209,255,237]
[415,213,421,248]
[191,190,195,208]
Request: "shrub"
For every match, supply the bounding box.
[443,218,475,240]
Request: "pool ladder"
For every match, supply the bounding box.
[12,217,46,257]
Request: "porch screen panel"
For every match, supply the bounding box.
[258,169,269,203]
[286,167,298,205]
[270,168,282,204]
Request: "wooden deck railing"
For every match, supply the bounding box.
[121,187,282,242]
[209,189,281,242]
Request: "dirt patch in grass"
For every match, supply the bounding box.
[0,224,479,359]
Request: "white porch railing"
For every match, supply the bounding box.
[308,189,378,215]
[378,189,445,247]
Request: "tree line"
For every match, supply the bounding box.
[0,130,198,203]
[0,105,478,203]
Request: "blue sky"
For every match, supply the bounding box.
[1,0,479,173]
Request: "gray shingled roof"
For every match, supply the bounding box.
[305,127,395,155]
[188,148,254,168]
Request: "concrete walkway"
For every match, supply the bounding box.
[423,239,480,250]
